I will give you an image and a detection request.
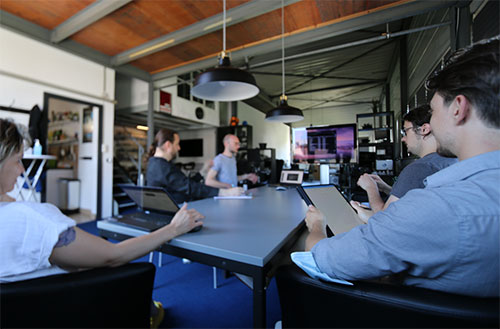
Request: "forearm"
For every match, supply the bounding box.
[305,231,327,251]
[366,187,385,213]
[50,225,179,269]
[205,177,232,189]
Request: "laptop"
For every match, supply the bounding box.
[109,185,182,232]
[296,185,364,235]
[270,169,304,190]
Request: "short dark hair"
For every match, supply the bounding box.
[403,105,432,127]
[426,36,499,128]
[148,128,178,158]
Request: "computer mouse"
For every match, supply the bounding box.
[189,225,202,233]
[275,186,287,191]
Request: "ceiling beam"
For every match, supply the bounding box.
[274,81,385,98]
[51,0,133,43]
[152,0,458,82]
[111,0,301,67]
[0,9,151,81]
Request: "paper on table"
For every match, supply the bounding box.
[213,194,253,200]
[291,251,353,285]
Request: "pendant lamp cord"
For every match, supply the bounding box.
[223,0,226,53]
[281,0,285,97]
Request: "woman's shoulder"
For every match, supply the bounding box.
[1,202,75,226]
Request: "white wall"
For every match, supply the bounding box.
[0,27,115,217]
[177,128,217,172]
[292,106,372,129]
[237,102,291,164]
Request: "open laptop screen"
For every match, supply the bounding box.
[298,185,364,235]
[118,185,179,214]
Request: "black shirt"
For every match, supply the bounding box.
[146,157,218,204]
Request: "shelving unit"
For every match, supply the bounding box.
[356,112,395,172]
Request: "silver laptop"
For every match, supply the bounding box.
[109,185,180,232]
[297,185,364,235]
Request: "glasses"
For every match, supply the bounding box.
[400,126,416,137]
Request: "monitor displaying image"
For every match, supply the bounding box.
[292,124,357,163]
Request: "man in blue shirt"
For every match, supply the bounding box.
[205,134,258,189]
[305,37,499,297]
[353,105,457,219]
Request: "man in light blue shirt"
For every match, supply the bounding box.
[305,37,499,297]
[205,134,258,189]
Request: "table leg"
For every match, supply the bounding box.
[253,270,266,328]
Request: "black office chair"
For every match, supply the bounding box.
[276,264,499,328]
[1,262,156,328]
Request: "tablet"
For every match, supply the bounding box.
[297,185,364,235]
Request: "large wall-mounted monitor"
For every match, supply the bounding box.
[292,124,357,163]
[179,138,203,157]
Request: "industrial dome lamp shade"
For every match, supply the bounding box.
[265,95,304,122]
[265,0,303,123]
[191,0,259,102]
[191,53,259,101]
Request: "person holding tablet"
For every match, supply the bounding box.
[351,105,456,221]
[304,38,499,297]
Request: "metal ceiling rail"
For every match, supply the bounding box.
[111,0,301,67]
[303,82,385,111]
[248,21,451,70]
[277,80,385,98]
[51,0,133,43]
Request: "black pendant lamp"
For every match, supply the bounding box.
[265,0,303,123]
[191,0,259,102]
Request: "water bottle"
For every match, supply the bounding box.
[33,139,42,155]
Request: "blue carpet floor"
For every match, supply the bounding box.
[78,221,282,328]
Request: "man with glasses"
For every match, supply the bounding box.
[352,106,457,219]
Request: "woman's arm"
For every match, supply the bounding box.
[49,204,204,269]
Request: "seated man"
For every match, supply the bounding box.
[352,105,457,220]
[146,129,243,204]
[304,37,499,297]
[205,134,258,189]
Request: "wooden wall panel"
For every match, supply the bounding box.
[0,0,95,29]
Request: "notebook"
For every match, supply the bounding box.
[109,185,181,232]
[297,185,364,235]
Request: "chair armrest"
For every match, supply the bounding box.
[276,264,499,328]
[1,262,156,328]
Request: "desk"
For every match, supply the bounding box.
[17,154,56,202]
[97,186,308,328]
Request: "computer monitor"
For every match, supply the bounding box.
[292,124,357,163]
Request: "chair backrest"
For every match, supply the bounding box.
[1,262,156,328]
[276,264,499,328]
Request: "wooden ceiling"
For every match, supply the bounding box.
[0,0,401,74]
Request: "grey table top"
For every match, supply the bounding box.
[98,186,308,266]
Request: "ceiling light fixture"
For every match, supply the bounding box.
[128,39,175,59]
[265,0,303,123]
[203,17,233,31]
[191,0,259,102]
[136,125,149,131]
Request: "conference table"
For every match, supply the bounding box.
[97,186,308,328]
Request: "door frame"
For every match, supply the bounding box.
[43,93,104,219]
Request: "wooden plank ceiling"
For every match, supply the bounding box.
[0,0,400,74]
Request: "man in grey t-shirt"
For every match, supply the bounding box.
[352,105,456,220]
[205,134,258,189]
